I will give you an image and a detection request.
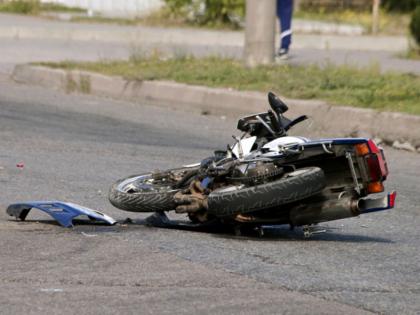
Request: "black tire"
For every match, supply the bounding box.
[108,167,197,212]
[207,167,326,217]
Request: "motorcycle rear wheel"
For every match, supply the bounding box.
[207,167,326,217]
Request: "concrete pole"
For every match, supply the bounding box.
[244,0,276,67]
[372,0,381,35]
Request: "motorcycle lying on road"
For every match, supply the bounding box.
[109,92,396,236]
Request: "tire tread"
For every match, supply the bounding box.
[207,167,325,216]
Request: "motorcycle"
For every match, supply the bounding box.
[109,92,396,237]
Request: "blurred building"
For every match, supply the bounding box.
[40,0,164,17]
[39,0,373,18]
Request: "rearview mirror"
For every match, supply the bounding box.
[268,92,288,114]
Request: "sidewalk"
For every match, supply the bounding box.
[1,13,419,76]
[0,13,409,51]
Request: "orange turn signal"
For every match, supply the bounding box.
[355,143,370,156]
[367,181,384,193]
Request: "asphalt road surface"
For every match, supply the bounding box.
[1,76,419,315]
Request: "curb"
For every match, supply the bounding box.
[12,64,420,151]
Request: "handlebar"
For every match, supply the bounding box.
[236,92,308,138]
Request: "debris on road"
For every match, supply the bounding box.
[6,201,117,227]
[122,217,133,224]
[81,232,98,237]
[392,140,416,152]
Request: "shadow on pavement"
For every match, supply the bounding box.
[6,215,393,243]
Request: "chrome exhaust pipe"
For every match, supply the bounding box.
[290,191,396,227]
[290,197,360,226]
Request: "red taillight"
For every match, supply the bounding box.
[378,149,389,179]
[366,139,389,179]
[367,181,384,193]
[389,191,397,208]
[366,154,382,182]
[355,140,389,187]
[367,139,380,153]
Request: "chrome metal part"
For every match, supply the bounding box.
[290,197,359,226]
[279,144,304,155]
[345,151,361,194]
[256,115,276,136]
[254,226,265,237]
[321,143,334,154]
[358,191,396,214]
[233,213,289,224]
[303,225,327,238]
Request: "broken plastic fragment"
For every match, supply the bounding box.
[6,201,117,227]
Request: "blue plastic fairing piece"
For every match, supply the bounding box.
[6,201,117,227]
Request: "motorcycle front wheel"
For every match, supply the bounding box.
[108,167,197,212]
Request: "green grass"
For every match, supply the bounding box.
[38,56,420,115]
[39,2,85,13]
[71,15,137,26]
[400,48,420,60]
[71,6,241,30]
[0,0,38,14]
[0,0,85,15]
